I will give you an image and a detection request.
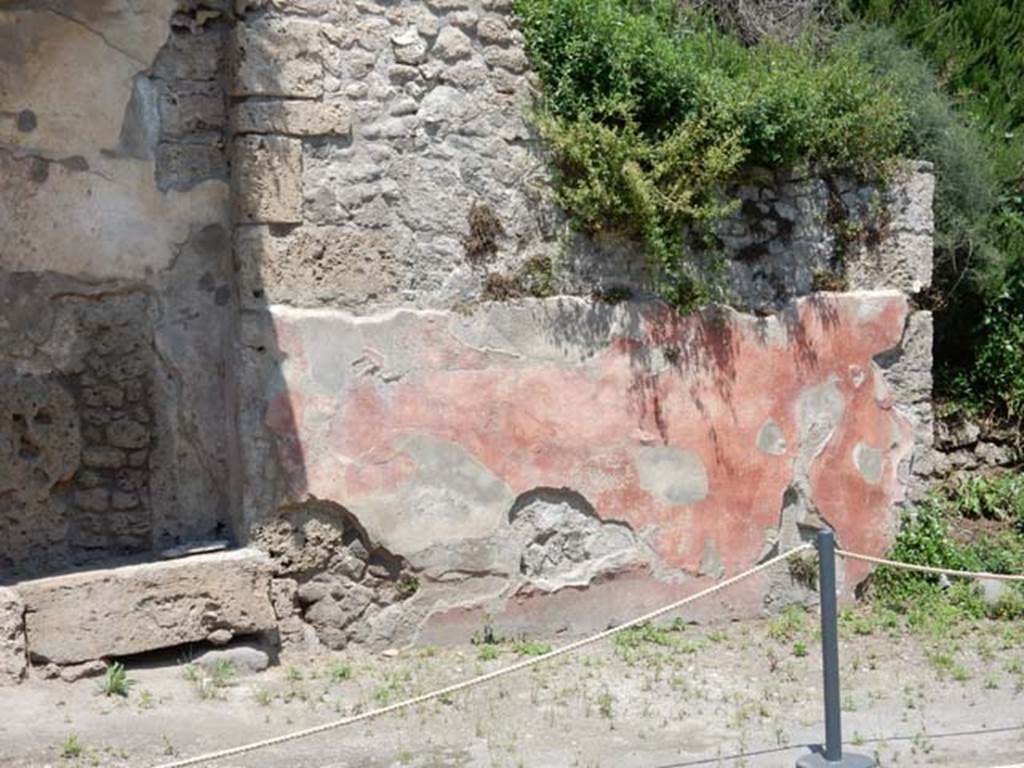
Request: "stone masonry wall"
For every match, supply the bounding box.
[0,0,937,660]
[0,1,238,580]
[231,0,936,649]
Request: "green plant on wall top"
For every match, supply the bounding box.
[514,0,910,309]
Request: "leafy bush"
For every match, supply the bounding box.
[871,472,1024,615]
[515,0,909,308]
[944,264,1024,426]
[836,26,997,260]
[952,471,1024,521]
[846,0,1024,426]
[849,0,1024,134]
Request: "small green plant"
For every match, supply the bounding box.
[597,690,614,720]
[478,644,500,661]
[471,617,501,646]
[792,641,808,658]
[253,687,274,707]
[286,665,304,682]
[329,662,353,682]
[512,640,552,657]
[183,660,237,700]
[396,576,419,599]
[767,606,806,642]
[99,662,132,698]
[614,622,677,651]
[208,659,237,687]
[60,733,83,759]
[160,734,176,757]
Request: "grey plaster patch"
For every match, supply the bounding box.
[756,419,786,456]
[853,442,885,486]
[635,445,709,505]
[118,75,160,160]
[699,538,725,579]
[795,378,845,462]
[356,434,514,557]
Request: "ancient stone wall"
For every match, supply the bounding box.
[231,0,936,649]
[0,1,238,580]
[1,0,936,667]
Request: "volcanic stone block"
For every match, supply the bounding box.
[0,588,27,685]
[232,99,352,136]
[233,17,324,98]
[233,135,303,224]
[17,549,276,664]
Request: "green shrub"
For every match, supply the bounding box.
[849,0,1024,134]
[835,26,998,271]
[515,0,909,308]
[945,270,1024,426]
[846,0,1024,425]
[872,473,1024,617]
[951,472,1024,521]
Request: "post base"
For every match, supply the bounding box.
[795,751,876,768]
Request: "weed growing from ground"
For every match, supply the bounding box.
[99,662,132,698]
[478,644,500,662]
[329,662,352,682]
[512,641,552,657]
[183,660,237,701]
[59,733,82,759]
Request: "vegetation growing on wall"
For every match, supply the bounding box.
[515,0,909,308]
[517,0,1024,428]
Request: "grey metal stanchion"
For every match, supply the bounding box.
[795,530,875,768]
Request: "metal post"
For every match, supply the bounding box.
[795,530,875,768]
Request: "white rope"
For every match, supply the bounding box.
[837,549,1024,582]
[150,542,811,768]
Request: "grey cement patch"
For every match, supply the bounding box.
[796,377,845,462]
[699,537,725,579]
[635,445,709,505]
[756,419,787,456]
[356,434,515,557]
[853,442,885,485]
[509,488,639,586]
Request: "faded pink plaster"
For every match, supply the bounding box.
[259,293,914,615]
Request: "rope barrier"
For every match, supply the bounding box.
[150,542,812,768]
[151,543,1024,768]
[837,549,1024,582]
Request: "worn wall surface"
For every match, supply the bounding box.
[2,0,936,659]
[233,0,936,648]
[0,0,238,580]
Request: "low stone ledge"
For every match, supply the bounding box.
[16,549,276,665]
[0,587,27,685]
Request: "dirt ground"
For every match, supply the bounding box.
[2,608,1024,768]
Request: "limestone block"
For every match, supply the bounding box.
[233,17,324,98]
[0,588,27,684]
[233,135,303,224]
[17,549,276,664]
[846,162,935,294]
[846,231,934,294]
[232,99,352,136]
[234,224,412,308]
